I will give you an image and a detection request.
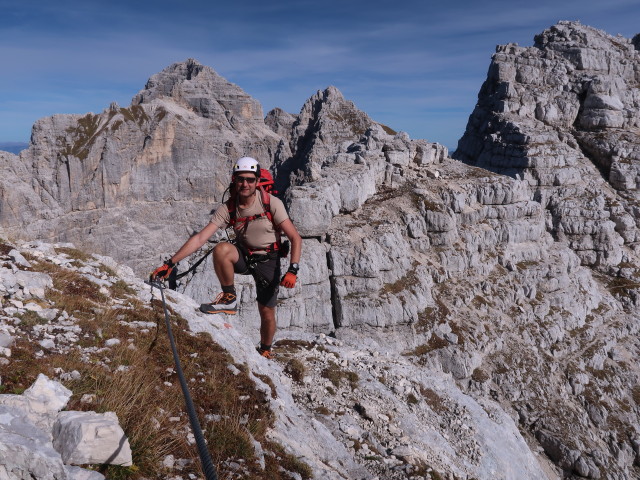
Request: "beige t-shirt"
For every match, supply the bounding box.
[211,191,289,253]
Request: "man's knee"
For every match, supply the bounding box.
[258,303,276,319]
[213,242,238,261]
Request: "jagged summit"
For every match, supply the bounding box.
[533,20,637,51]
[448,25,640,477]
[132,58,264,122]
[0,58,285,274]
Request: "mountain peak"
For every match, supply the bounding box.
[131,59,264,122]
[533,20,637,53]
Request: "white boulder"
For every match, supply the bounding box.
[52,411,133,466]
[0,404,68,480]
[23,374,73,415]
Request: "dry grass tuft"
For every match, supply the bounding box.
[0,336,41,394]
[321,360,359,389]
[284,359,306,384]
[274,339,315,353]
[255,373,278,399]
[55,246,93,263]
[109,279,136,297]
[471,368,490,383]
[64,346,185,475]
[264,441,313,480]
[419,387,449,415]
[0,242,14,256]
[403,334,449,357]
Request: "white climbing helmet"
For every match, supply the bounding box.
[233,157,260,176]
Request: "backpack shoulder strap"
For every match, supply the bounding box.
[262,191,281,252]
[261,188,272,219]
[226,196,237,226]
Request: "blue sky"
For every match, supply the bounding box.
[0,0,638,151]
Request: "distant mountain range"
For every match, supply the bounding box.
[0,142,28,154]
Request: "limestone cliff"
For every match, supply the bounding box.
[454,21,640,271]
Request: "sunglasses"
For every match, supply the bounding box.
[234,176,257,184]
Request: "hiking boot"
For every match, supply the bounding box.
[199,292,237,314]
[257,348,274,359]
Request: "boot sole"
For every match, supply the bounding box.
[199,305,237,315]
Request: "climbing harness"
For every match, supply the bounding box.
[146,280,218,480]
[235,241,280,291]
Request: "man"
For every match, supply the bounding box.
[151,157,302,359]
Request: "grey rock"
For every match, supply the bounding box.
[0,332,14,348]
[0,374,72,437]
[8,249,31,268]
[0,405,68,480]
[132,58,264,124]
[52,411,133,466]
[65,466,105,480]
[0,376,110,480]
[22,374,72,416]
[39,338,56,350]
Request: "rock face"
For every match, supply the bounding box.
[0,28,639,479]
[450,21,640,479]
[0,237,553,480]
[454,21,640,270]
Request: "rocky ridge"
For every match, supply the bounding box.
[440,22,640,479]
[0,21,638,480]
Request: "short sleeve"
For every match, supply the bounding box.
[210,203,230,229]
[269,195,289,226]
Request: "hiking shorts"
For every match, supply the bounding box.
[232,243,280,308]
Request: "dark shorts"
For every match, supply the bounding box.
[233,243,280,308]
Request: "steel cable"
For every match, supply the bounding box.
[147,280,218,480]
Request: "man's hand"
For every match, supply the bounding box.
[150,260,174,281]
[280,272,297,288]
